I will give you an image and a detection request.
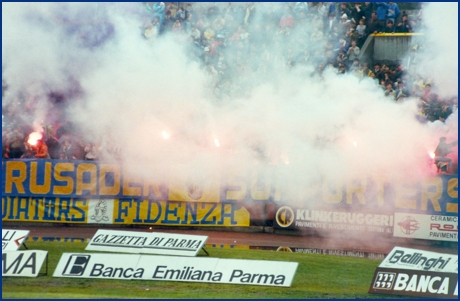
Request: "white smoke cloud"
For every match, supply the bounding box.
[2,2,457,207]
[417,2,458,99]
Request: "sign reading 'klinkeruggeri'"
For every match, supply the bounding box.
[85,229,208,257]
[53,253,299,287]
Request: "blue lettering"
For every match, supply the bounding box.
[182,202,199,224]
[201,203,217,224]
[218,203,237,225]
[161,201,181,224]
[71,200,86,222]
[133,199,144,223]
[144,200,161,223]
[15,198,30,220]
[115,200,132,222]
[43,199,57,221]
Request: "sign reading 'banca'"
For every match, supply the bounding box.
[86,229,208,257]
[369,247,458,299]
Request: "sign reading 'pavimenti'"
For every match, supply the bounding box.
[53,252,298,287]
[85,229,208,257]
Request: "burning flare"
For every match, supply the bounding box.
[27,132,43,146]
[161,131,170,140]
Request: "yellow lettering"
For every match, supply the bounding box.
[5,161,27,193]
[142,179,162,198]
[346,178,367,205]
[250,173,270,200]
[99,164,120,195]
[123,175,142,196]
[76,163,97,195]
[322,179,343,204]
[29,162,52,194]
[446,178,458,213]
[225,175,247,200]
[395,182,417,209]
[53,163,74,195]
[421,177,442,212]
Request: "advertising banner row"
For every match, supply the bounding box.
[2,160,458,216]
[273,206,458,242]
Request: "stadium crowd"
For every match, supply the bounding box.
[1,2,458,170]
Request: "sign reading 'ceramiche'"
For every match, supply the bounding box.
[85,229,208,257]
[53,253,298,287]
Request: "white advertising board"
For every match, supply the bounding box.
[2,229,30,251]
[2,250,48,277]
[393,213,457,242]
[378,246,458,274]
[53,253,298,287]
[85,229,208,256]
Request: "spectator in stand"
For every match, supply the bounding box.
[84,142,99,161]
[279,6,295,29]
[293,2,309,19]
[396,14,412,33]
[29,139,50,159]
[384,83,396,99]
[61,139,76,160]
[386,2,400,25]
[151,2,166,26]
[381,20,395,33]
[172,19,183,34]
[437,102,453,122]
[375,2,389,31]
[175,6,186,22]
[316,2,328,20]
[44,127,60,159]
[163,10,175,33]
[190,25,201,42]
[346,40,360,67]
[362,2,374,23]
[325,12,338,33]
[244,2,256,27]
[337,3,351,22]
[359,62,374,79]
[333,38,348,54]
[394,81,408,102]
[434,137,458,174]
[339,13,352,36]
[8,128,24,159]
[367,12,381,34]
[350,2,364,25]
[355,18,367,47]
[326,2,336,19]
[185,3,195,22]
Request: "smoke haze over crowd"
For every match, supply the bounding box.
[2,2,458,205]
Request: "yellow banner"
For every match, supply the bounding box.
[2,197,250,227]
[113,199,250,226]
